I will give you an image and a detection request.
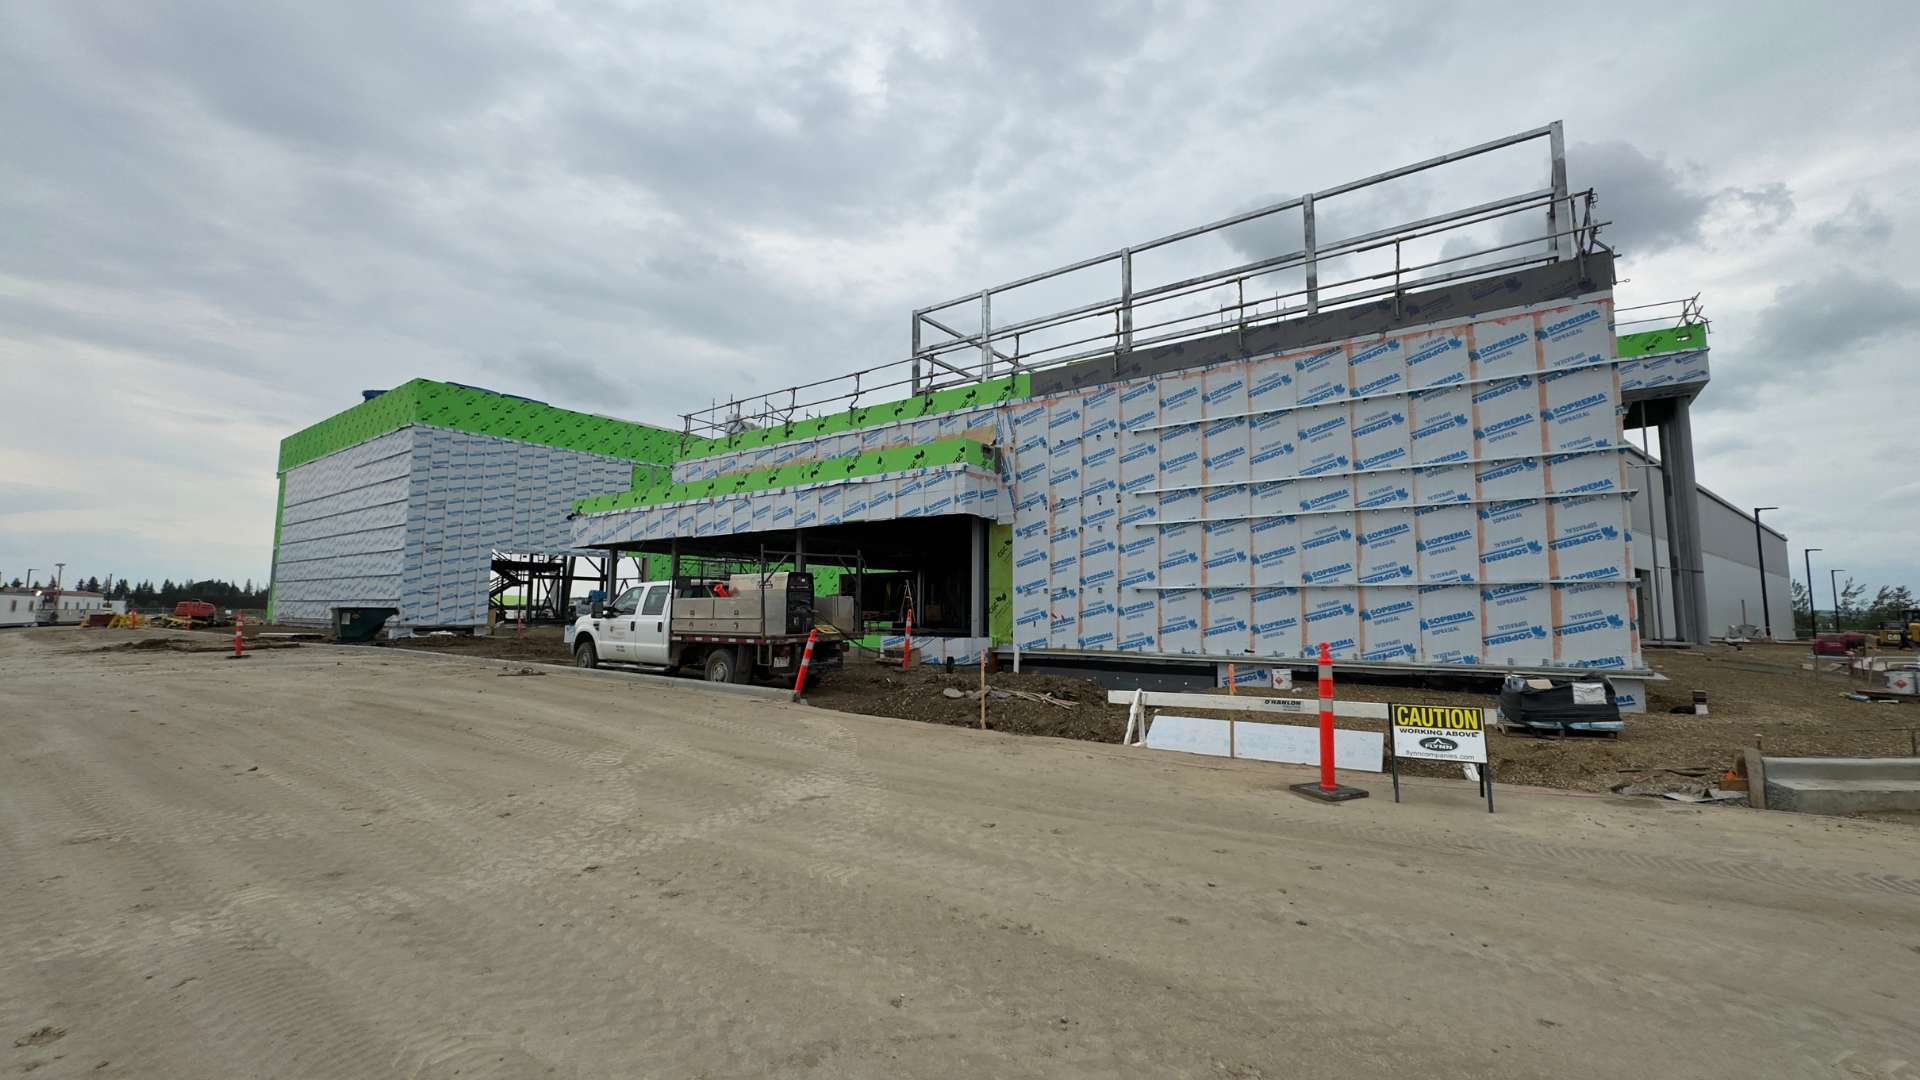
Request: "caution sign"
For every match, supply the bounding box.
[1389,704,1488,764]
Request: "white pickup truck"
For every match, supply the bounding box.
[569,571,844,685]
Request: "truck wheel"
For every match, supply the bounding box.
[703,648,736,683]
[574,639,599,669]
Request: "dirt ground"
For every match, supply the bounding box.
[292,627,1920,798]
[168,621,1920,801]
[4,627,1918,1078]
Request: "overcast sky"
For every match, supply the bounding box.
[2,1,1916,600]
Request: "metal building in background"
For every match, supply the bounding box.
[1624,444,1793,641]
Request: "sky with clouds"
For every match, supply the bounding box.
[2,1,1916,598]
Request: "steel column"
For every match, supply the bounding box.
[1752,508,1778,639]
[1547,120,1568,260]
[1660,401,1712,644]
[1302,193,1319,314]
[910,311,922,395]
[1803,548,1821,634]
[979,290,992,378]
[970,518,986,640]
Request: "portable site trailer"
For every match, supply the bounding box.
[0,590,37,628]
[32,591,124,626]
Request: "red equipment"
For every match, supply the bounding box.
[1812,632,1869,656]
[174,600,217,621]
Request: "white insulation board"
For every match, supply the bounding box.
[575,289,1658,674]
[1144,714,1385,772]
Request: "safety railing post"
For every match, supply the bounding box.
[1302,193,1319,314]
[979,290,992,379]
[1547,120,1568,260]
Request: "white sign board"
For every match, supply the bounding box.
[1143,714,1385,773]
[1388,704,1487,764]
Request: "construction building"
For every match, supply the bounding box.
[270,123,1761,710]
[268,382,680,628]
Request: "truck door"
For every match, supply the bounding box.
[633,584,671,665]
[601,586,642,660]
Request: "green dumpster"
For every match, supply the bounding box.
[332,607,399,643]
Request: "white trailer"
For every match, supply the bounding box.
[0,590,38,628]
[33,591,124,626]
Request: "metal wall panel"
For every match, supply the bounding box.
[273,425,632,627]
[273,429,415,623]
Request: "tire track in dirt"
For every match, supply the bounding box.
[3,731,555,1079]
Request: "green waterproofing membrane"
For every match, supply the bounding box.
[1616,322,1707,358]
[573,437,1000,516]
[677,374,1030,461]
[810,565,847,602]
[277,379,684,473]
[988,522,1013,645]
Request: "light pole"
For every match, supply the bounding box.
[1803,548,1822,633]
[1830,569,1846,633]
[1752,508,1778,639]
[53,562,65,589]
[25,568,37,591]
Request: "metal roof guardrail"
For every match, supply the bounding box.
[683,121,1609,441]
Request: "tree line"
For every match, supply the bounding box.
[1793,579,1917,634]
[3,576,270,612]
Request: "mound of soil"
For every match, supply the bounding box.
[97,638,303,654]
[378,635,571,662]
[804,660,1125,742]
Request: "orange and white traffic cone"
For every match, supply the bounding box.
[791,628,820,702]
[1290,642,1366,803]
[901,606,914,671]
[228,612,248,661]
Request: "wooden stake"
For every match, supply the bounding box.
[978,643,988,730]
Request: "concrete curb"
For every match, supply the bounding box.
[304,642,795,701]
